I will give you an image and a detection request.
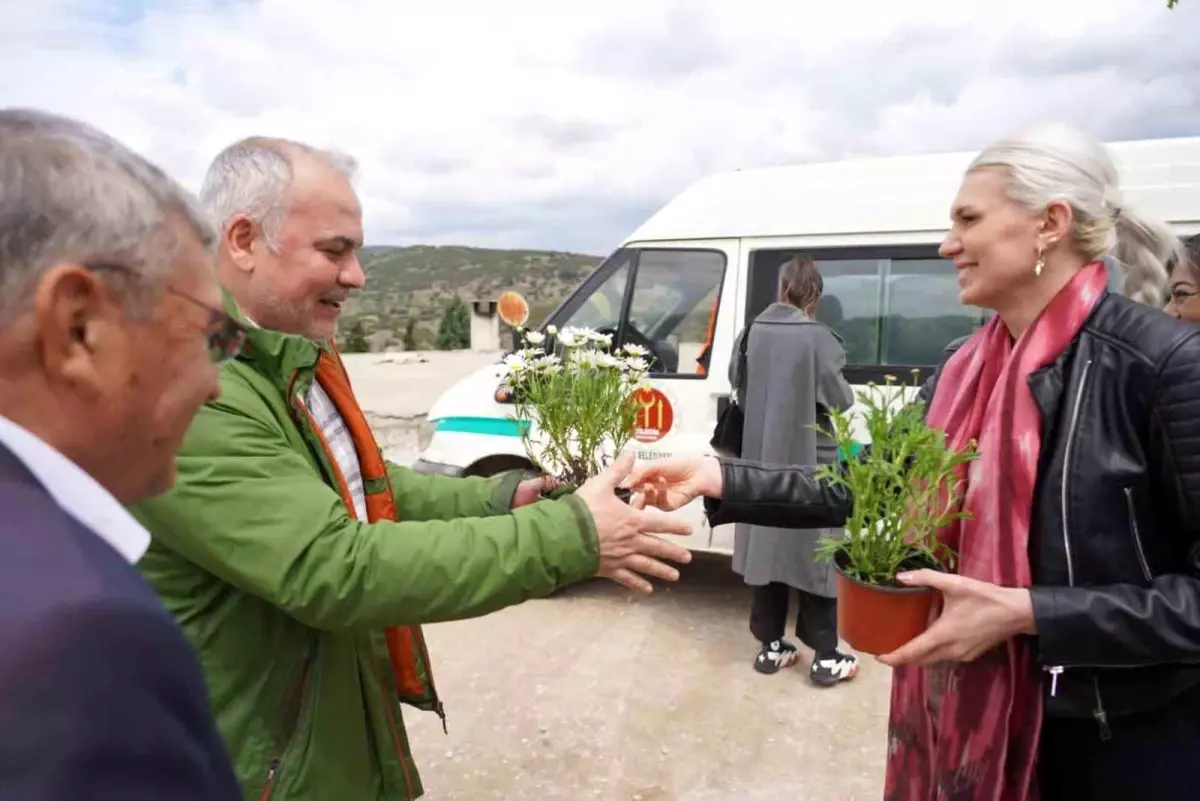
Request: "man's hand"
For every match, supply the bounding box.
[511,474,561,509]
[575,452,694,594]
[876,571,1036,667]
[624,456,723,512]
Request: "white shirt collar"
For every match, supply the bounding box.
[0,414,151,563]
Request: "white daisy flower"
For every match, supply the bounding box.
[502,352,529,374]
[523,330,546,346]
[569,349,598,369]
[621,343,649,358]
[557,327,586,348]
[591,352,621,369]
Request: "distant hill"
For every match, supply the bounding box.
[338,245,603,351]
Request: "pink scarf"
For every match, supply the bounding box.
[884,262,1108,801]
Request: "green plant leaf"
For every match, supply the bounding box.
[812,379,979,587]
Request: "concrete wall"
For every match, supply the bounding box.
[470,299,500,351]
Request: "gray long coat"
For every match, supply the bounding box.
[730,303,855,594]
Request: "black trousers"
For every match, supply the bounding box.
[1039,680,1200,800]
[749,581,837,654]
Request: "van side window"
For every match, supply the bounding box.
[624,249,727,377]
[883,258,989,365]
[811,258,881,366]
[747,248,991,379]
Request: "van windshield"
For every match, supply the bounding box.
[546,247,728,377]
[553,250,633,333]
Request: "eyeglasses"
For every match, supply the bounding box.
[84,261,248,364]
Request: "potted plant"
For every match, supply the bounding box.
[500,323,653,496]
[813,374,980,656]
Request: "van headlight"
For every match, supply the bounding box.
[417,417,438,453]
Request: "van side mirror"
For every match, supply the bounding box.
[498,290,530,354]
[497,290,529,328]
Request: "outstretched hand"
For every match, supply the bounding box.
[575,452,694,594]
[511,474,562,509]
[876,570,1036,667]
[623,455,723,512]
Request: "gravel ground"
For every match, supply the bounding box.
[356,350,891,800]
[348,349,503,465]
[401,555,890,801]
[369,414,424,466]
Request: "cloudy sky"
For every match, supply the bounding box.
[3,0,1198,254]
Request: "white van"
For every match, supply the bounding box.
[412,136,1200,554]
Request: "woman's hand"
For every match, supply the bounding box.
[624,456,723,511]
[876,570,1036,667]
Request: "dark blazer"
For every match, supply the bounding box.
[0,445,240,800]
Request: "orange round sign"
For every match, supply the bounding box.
[632,387,674,443]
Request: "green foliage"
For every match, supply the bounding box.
[813,373,980,587]
[402,318,418,351]
[503,327,651,485]
[435,296,471,350]
[344,245,601,347]
[1168,0,1179,8]
[340,319,370,353]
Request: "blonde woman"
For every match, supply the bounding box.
[629,125,1196,799]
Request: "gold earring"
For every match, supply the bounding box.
[1035,257,1044,277]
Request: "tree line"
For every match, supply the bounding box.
[339,296,471,353]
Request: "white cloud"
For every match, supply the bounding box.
[2,0,1198,253]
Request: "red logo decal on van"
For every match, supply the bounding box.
[632,388,674,443]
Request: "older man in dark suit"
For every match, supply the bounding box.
[0,109,244,799]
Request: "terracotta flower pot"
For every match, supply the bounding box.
[833,551,937,657]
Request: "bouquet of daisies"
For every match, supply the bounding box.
[502,325,652,485]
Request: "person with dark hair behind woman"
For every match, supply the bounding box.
[729,256,859,685]
[1164,233,1200,323]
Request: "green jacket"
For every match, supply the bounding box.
[130,307,600,800]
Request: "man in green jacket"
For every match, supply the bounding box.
[130,136,693,801]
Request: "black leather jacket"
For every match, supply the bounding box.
[707,292,1200,736]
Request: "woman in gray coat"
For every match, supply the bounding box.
[731,256,858,686]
